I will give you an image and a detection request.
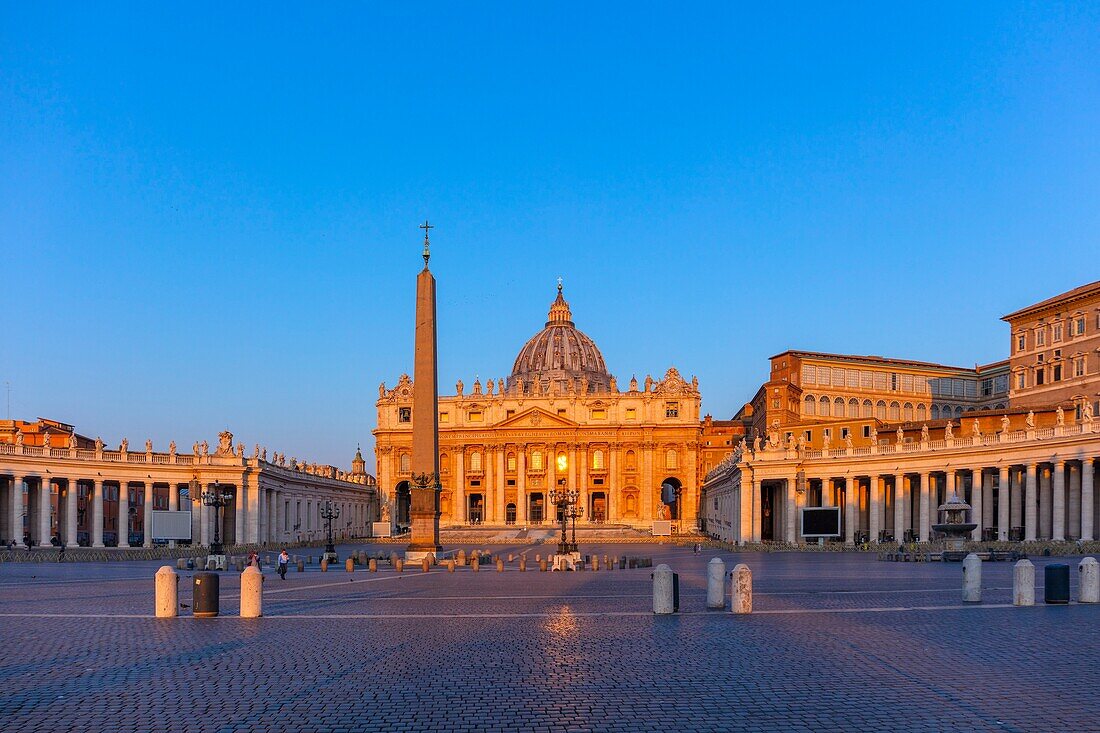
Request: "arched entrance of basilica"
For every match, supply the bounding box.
[467,493,484,524]
[395,481,411,528]
[589,492,606,523]
[660,477,682,521]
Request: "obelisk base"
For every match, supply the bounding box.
[405,488,441,563]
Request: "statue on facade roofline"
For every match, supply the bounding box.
[169,440,177,455]
[1056,406,1065,426]
[456,379,464,396]
[253,444,260,458]
[1084,401,1095,423]
[95,436,103,451]
[869,425,878,444]
[120,438,128,453]
[944,422,953,440]
[378,382,386,399]
[261,447,267,461]
[1025,411,1036,430]
[145,439,153,453]
[486,379,494,396]
[971,419,981,437]
[644,375,654,392]
[920,424,929,442]
[216,430,234,456]
[68,433,77,449]
[15,432,23,446]
[609,376,617,393]
[752,435,762,452]
[200,440,209,456]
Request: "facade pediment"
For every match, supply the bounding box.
[496,407,578,429]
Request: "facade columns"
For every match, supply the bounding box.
[843,477,855,546]
[982,470,994,533]
[893,474,905,542]
[608,447,618,523]
[516,450,527,525]
[869,476,882,543]
[1040,465,1053,540]
[234,480,245,547]
[919,472,930,542]
[970,469,982,541]
[38,477,52,547]
[1025,463,1038,542]
[738,477,752,544]
[785,476,797,543]
[1068,463,1081,540]
[142,482,153,547]
[247,481,260,544]
[118,481,129,548]
[66,478,78,547]
[455,451,466,525]
[495,448,506,523]
[1011,467,1024,532]
[483,447,494,524]
[1083,460,1095,542]
[92,479,104,548]
[7,476,21,544]
[1052,460,1066,542]
[750,477,761,543]
[997,466,1009,541]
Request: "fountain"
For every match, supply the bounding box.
[932,491,977,560]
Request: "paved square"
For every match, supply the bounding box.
[2,544,1098,732]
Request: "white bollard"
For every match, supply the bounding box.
[706,557,726,609]
[731,563,752,614]
[1079,557,1099,603]
[240,565,263,618]
[652,564,676,615]
[1013,559,1035,607]
[155,565,179,618]
[962,553,981,603]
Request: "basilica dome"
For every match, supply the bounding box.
[507,282,613,395]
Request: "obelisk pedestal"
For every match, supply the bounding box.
[406,224,443,562]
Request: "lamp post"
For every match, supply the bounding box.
[200,483,233,559]
[320,500,340,562]
[548,479,580,556]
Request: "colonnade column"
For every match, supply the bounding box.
[843,477,855,546]
[982,470,994,535]
[1025,463,1038,542]
[66,479,78,547]
[918,472,930,542]
[607,447,618,523]
[1010,467,1023,534]
[1068,463,1081,540]
[785,475,797,543]
[1083,460,1095,542]
[516,450,527,525]
[893,474,905,542]
[495,448,506,524]
[142,482,153,547]
[750,478,761,543]
[234,478,245,547]
[455,452,466,525]
[869,477,881,543]
[738,477,752,544]
[1039,465,1053,540]
[117,481,129,548]
[1052,460,1066,541]
[970,469,982,541]
[7,476,20,544]
[92,479,104,548]
[38,478,52,547]
[484,447,494,523]
[997,466,1009,541]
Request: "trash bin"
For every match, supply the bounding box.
[193,572,220,618]
[1045,563,1070,604]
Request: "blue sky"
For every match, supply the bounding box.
[2,2,1098,471]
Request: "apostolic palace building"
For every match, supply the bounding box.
[702,280,1100,546]
[374,282,707,530]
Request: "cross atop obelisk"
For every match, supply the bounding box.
[407,219,442,561]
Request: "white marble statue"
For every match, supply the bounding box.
[1056,406,1065,426]
[944,422,953,440]
[1025,411,1036,430]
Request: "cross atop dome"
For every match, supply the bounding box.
[547,278,572,325]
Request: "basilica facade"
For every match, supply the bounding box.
[374,283,703,530]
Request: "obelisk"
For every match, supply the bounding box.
[406,220,443,561]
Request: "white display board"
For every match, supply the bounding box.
[151,510,193,541]
[372,521,392,538]
[651,520,672,536]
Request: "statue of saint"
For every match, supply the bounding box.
[378,382,386,399]
[971,419,981,437]
[261,447,268,461]
[896,426,904,443]
[844,433,853,449]
[216,431,234,456]
[381,503,391,522]
[1056,406,1065,426]
[869,426,878,444]
[1084,401,1095,423]
[96,436,104,452]
[200,440,209,456]
[644,375,654,392]
[169,440,177,455]
[822,434,831,450]
[253,443,260,458]
[609,376,618,393]
[944,422,953,440]
[145,439,153,453]
[456,379,464,396]
[1025,411,1036,429]
[15,432,23,446]
[1000,414,1010,433]
[67,433,77,449]
[120,438,129,453]
[920,424,929,442]
[752,435,762,452]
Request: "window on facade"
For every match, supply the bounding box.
[889,402,900,420]
[592,450,605,469]
[1054,323,1063,341]
[834,397,845,417]
[1053,364,1062,382]
[398,407,411,423]
[665,402,679,418]
[819,396,830,416]
[841,427,850,439]
[625,408,636,420]
[802,365,816,384]
[832,369,845,387]
[804,430,812,442]
[874,372,888,390]
[848,398,859,416]
[804,396,816,416]
[1075,358,1086,378]
[1036,369,1045,386]
[823,428,832,439]
[592,409,606,420]
[1075,317,1086,336]
[399,454,410,472]
[470,452,482,471]
[1017,372,1026,390]
[862,400,873,418]
[862,425,871,439]
[531,451,543,470]
[468,411,483,422]
[665,449,678,470]
[818,366,830,384]
[901,374,914,392]
[917,404,927,421]
[931,405,940,420]
[439,412,450,423]
[903,403,913,421]
[876,401,886,420]
[1036,329,1046,346]
[890,373,899,391]
[507,454,516,472]
[626,450,636,470]
[1017,334,1026,352]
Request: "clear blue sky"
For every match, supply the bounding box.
[2,2,1098,471]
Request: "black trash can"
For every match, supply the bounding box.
[193,572,220,618]
[1045,563,1070,604]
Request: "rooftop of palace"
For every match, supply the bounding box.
[769,349,1009,375]
[1001,279,1100,322]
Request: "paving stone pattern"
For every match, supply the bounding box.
[1,544,1098,732]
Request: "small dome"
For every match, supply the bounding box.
[507,282,612,395]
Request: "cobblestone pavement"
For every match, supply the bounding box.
[2,544,1098,732]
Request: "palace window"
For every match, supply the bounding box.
[931,405,941,420]
[665,449,678,470]
[875,401,886,420]
[399,454,410,472]
[625,450,637,470]
[804,430,812,442]
[1053,364,1062,382]
[507,453,517,472]
[873,372,888,390]
[804,396,816,416]
[834,397,845,416]
[1036,329,1046,346]
[823,428,832,439]
[591,409,606,420]
[439,412,450,424]
[398,407,411,423]
[802,365,816,384]
[625,408,636,420]
[819,396,830,416]
[862,425,871,439]
[862,400,873,418]
[903,403,913,421]
[1017,333,1026,352]
[917,404,927,421]
[889,402,900,421]
[860,371,873,389]
[1036,368,1045,386]
[1074,316,1086,336]
[531,451,543,470]
[665,402,679,418]
[470,451,482,471]
[1054,323,1063,342]
[841,427,850,439]
[818,366,830,384]
[468,411,483,422]
[1075,358,1086,378]
[1017,372,1026,390]
[901,374,913,392]
[592,450,605,470]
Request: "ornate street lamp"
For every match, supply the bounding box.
[548,479,580,556]
[200,483,233,559]
[320,500,340,562]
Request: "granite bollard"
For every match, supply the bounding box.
[1079,557,1099,603]
[155,566,178,618]
[707,557,726,609]
[240,566,263,618]
[962,553,981,603]
[1014,559,1035,606]
[652,564,676,614]
[731,564,752,614]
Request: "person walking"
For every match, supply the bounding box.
[277,549,289,580]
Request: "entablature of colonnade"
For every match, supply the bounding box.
[706,422,1100,486]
